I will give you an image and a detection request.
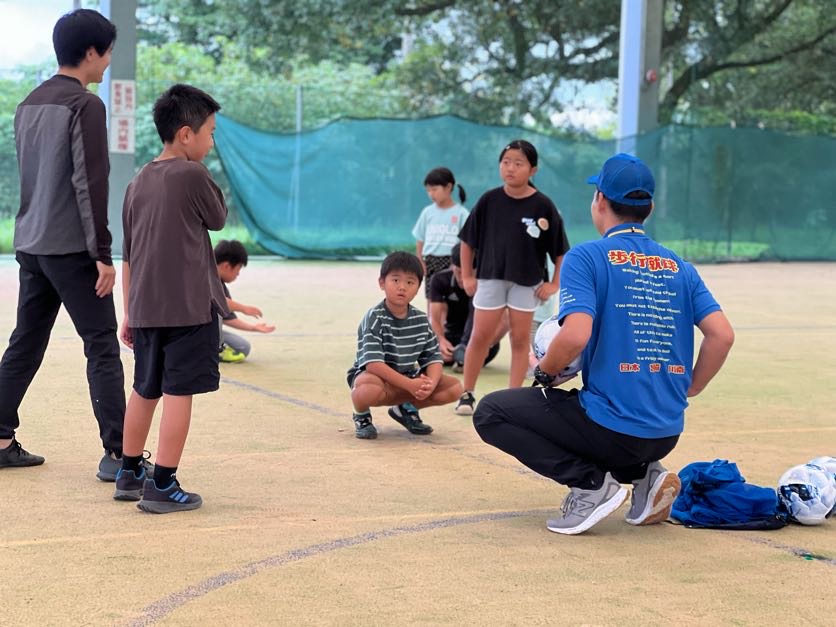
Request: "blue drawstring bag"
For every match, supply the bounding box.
[671,459,787,530]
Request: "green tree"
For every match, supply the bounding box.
[138,0,405,72]
[139,0,622,130]
[659,0,836,123]
[139,0,835,132]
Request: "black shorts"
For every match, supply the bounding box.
[133,321,220,399]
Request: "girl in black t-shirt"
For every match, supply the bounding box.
[455,140,570,414]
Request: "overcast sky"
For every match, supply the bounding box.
[0,1,75,68]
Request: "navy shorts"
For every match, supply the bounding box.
[132,321,220,399]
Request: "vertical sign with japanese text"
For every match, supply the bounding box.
[110,79,136,154]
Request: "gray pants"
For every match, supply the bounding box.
[222,330,251,356]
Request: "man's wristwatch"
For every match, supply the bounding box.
[532,365,557,387]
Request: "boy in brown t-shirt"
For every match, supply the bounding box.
[114,84,228,513]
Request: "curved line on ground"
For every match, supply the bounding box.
[220,377,345,416]
[746,536,836,566]
[120,348,344,418]
[217,376,548,480]
[124,508,550,627]
[220,375,836,440]
[171,378,836,603]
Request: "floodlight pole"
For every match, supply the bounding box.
[100,0,137,256]
[289,85,303,229]
[616,0,662,154]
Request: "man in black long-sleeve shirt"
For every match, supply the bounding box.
[0,9,129,481]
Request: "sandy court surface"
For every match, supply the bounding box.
[0,258,834,625]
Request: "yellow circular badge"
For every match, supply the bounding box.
[537,218,549,231]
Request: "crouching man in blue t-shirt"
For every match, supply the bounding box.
[473,154,735,535]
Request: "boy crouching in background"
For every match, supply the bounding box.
[347,251,463,439]
[214,239,276,363]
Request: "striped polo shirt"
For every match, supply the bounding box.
[347,300,442,385]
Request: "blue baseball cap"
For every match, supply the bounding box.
[587,153,655,206]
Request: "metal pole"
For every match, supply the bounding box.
[616,0,645,155]
[639,0,662,134]
[99,0,137,255]
[616,0,662,153]
[291,85,302,229]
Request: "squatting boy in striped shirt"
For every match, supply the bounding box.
[347,252,463,440]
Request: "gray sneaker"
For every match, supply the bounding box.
[113,467,147,501]
[625,461,681,526]
[546,473,628,535]
[353,413,378,439]
[97,451,154,482]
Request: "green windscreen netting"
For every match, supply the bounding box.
[215,114,836,261]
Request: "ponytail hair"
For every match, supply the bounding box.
[424,166,466,204]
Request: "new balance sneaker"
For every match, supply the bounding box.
[388,403,433,435]
[219,345,246,363]
[137,478,202,514]
[113,467,148,501]
[455,391,476,416]
[625,461,681,526]
[97,450,154,482]
[353,413,378,439]
[0,439,45,468]
[546,473,628,535]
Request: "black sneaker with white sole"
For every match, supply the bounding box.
[455,392,476,415]
[388,403,433,435]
